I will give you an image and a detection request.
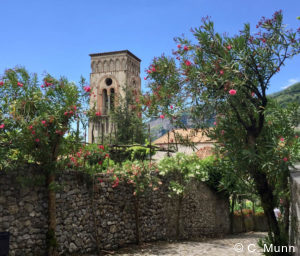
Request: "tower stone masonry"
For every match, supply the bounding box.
[88,50,141,143]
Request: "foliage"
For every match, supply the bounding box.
[107,160,161,196]
[143,11,300,249]
[111,84,146,145]
[0,67,91,255]
[0,67,87,169]
[126,144,155,161]
[65,143,113,174]
[108,142,156,163]
[158,153,220,196]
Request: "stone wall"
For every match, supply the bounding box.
[232,215,268,233]
[0,168,230,255]
[290,164,300,256]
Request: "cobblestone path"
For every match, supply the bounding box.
[102,232,266,256]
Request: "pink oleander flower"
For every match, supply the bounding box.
[41,120,46,125]
[177,44,181,49]
[44,82,52,87]
[251,92,255,97]
[32,131,36,135]
[170,105,174,109]
[160,114,165,119]
[144,77,147,80]
[280,137,284,142]
[213,122,217,125]
[35,138,40,142]
[83,86,91,92]
[98,145,104,150]
[185,60,192,66]
[229,89,236,95]
[226,45,232,50]
[283,157,288,162]
[151,67,156,72]
[183,46,189,51]
[0,124,5,129]
[219,70,224,75]
[17,82,23,87]
[64,111,68,116]
[96,112,101,116]
[0,81,4,86]
[112,176,119,188]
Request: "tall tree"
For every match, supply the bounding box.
[144,11,300,250]
[0,68,84,255]
[111,84,146,145]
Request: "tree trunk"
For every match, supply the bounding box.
[47,172,58,256]
[134,195,140,245]
[46,139,61,256]
[248,133,281,244]
[230,194,236,233]
[251,168,281,244]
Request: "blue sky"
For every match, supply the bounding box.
[0,0,299,94]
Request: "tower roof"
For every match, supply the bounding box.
[89,50,141,62]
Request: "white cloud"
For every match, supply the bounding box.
[281,78,299,89]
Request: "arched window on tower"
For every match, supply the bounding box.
[110,88,115,111]
[103,89,108,115]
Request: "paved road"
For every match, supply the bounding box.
[101,232,266,256]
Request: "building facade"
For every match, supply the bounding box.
[88,50,141,143]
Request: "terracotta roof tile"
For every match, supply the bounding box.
[153,128,214,145]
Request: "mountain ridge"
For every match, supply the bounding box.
[149,83,300,140]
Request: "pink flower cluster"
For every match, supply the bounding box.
[177,44,189,51]
[229,89,236,95]
[64,106,77,117]
[185,60,192,66]
[41,80,53,88]
[84,86,91,93]
[147,65,156,74]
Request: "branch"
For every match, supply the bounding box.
[229,101,249,130]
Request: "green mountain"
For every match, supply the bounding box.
[269,82,300,106]
[148,83,300,140]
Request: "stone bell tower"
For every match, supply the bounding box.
[88,50,141,143]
